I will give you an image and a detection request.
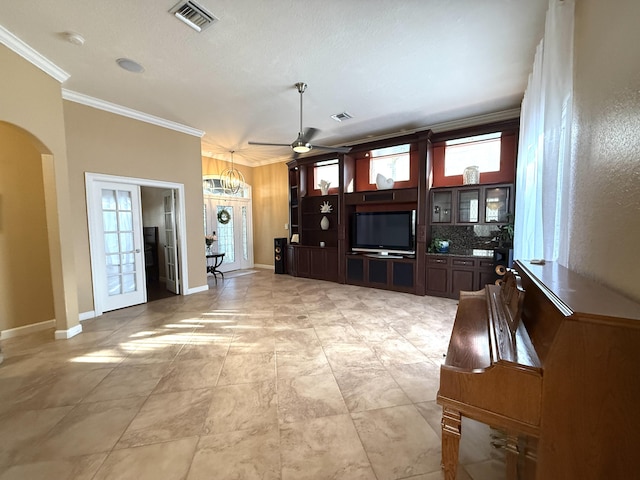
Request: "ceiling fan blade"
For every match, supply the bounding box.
[248,141,291,147]
[301,127,320,143]
[250,83,349,155]
[310,144,352,153]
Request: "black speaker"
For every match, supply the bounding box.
[274,237,287,274]
[493,248,513,285]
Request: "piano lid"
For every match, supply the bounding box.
[515,260,640,324]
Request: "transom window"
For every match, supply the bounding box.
[314,159,339,191]
[203,176,248,197]
[444,132,502,177]
[369,144,411,184]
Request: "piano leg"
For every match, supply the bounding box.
[505,433,538,480]
[441,407,462,480]
[523,436,538,480]
[505,432,519,480]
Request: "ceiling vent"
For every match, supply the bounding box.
[331,112,353,122]
[169,1,218,32]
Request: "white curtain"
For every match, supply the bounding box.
[514,0,575,264]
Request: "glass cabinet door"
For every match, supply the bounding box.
[458,189,479,223]
[484,186,510,223]
[431,191,452,223]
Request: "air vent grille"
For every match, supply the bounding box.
[331,112,353,122]
[169,1,218,32]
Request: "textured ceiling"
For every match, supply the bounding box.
[0,0,547,165]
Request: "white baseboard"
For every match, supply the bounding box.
[79,310,96,321]
[55,323,83,339]
[1,319,56,340]
[186,284,209,294]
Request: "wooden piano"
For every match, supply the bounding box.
[437,260,640,480]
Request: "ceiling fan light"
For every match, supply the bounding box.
[292,141,311,153]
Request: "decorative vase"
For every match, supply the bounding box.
[463,166,480,185]
[320,215,330,230]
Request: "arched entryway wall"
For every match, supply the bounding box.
[0,43,81,341]
[0,122,80,341]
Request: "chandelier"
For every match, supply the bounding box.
[220,150,245,194]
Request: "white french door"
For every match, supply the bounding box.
[91,181,146,312]
[163,190,180,294]
[204,197,253,273]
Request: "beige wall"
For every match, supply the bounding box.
[63,101,206,313]
[0,124,55,331]
[0,45,79,334]
[202,156,254,187]
[252,162,290,266]
[569,0,640,302]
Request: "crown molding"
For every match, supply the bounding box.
[62,89,205,138]
[345,108,521,148]
[427,108,521,133]
[0,25,70,83]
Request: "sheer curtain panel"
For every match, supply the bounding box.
[514,0,575,264]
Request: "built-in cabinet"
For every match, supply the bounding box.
[286,119,518,298]
[288,167,300,240]
[287,154,342,283]
[426,183,514,297]
[293,245,338,281]
[425,255,495,298]
[430,184,513,225]
[301,195,338,248]
[346,254,415,294]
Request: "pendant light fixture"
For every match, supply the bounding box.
[220,150,245,194]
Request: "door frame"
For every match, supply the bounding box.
[204,195,254,272]
[86,172,189,316]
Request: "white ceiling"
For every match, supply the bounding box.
[0,0,547,166]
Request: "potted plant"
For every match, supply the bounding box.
[429,238,450,253]
[496,215,514,248]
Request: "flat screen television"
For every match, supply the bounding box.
[351,210,416,256]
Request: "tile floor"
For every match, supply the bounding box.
[0,269,507,480]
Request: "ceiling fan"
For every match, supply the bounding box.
[248,82,352,155]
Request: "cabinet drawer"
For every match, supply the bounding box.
[451,258,476,268]
[427,256,449,266]
[479,259,494,269]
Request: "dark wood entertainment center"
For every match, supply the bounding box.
[286,119,519,297]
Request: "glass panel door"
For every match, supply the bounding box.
[96,183,146,312]
[217,205,236,265]
[163,190,179,294]
[484,186,510,223]
[204,197,253,273]
[458,189,480,223]
[431,191,452,223]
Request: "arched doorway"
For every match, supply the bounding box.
[0,121,80,342]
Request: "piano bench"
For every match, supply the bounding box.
[437,272,541,480]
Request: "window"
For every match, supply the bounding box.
[314,160,339,191]
[444,133,501,176]
[203,176,247,197]
[369,144,411,184]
